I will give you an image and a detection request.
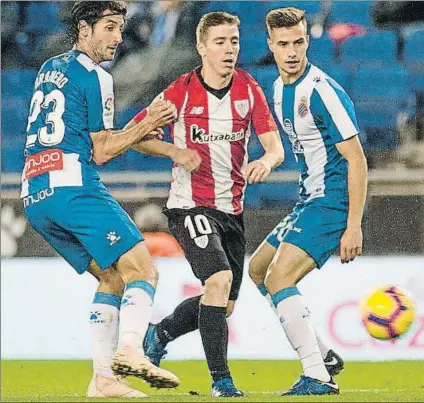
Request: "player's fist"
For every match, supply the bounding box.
[246,159,272,184]
[340,226,363,264]
[147,100,177,128]
[172,148,202,172]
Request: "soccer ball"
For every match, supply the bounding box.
[360,285,415,340]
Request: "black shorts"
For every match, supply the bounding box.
[164,207,246,301]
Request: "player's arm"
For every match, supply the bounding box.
[336,136,368,263]
[246,77,284,184]
[126,97,201,173]
[310,81,368,263]
[90,101,177,165]
[246,130,284,184]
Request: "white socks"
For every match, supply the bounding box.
[271,286,331,382]
[259,284,331,360]
[119,281,155,352]
[90,293,121,378]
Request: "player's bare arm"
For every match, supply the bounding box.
[133,139,202,173]
[246,130,284,184]
[336,136,368,263]
[125,102,202,173]
[90,100,176,165]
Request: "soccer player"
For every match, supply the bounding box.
[21,1,180,398]
[127,12,284,397]
[248,7,368,396]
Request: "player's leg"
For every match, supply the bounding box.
[53,186,178,388]
[249,228,343,376]
[165,208,242,396]
[86,261,148,398]
[24,198,146,397]
[264,202,347,395]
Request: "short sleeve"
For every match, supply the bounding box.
[310,79,360,145]
[133,75,188,124]
[86,70,114,132]
[248,79,278,135]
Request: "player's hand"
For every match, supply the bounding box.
[173,148,202,172]
[246,159,272,184]
[138,128,164,142]
[339,226,363,264]
[146,100,177,129]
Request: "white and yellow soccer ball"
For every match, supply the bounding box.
[361,285,416,340]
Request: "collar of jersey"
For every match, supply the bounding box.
[282,62,311,88]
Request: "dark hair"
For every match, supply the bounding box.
[196,11,240,44]
[266,7,307,35]
[69,1,127,44]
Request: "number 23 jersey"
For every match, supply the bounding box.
[21,50,114,197]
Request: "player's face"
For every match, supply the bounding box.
[268,22,309,78]
[88,11,124,63]
[198,24,240,78]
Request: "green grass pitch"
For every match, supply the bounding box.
[2,360,423,402]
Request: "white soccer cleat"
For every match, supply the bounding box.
[111,346,180,389]
[86,374,148,398]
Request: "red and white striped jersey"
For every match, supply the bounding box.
[134,67,278,215]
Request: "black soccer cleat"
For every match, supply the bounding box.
[324,349,345,377]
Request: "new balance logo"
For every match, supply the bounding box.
[189,106,204,115]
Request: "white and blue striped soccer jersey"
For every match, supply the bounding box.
[21,50,115,197]
[273,62,360,204]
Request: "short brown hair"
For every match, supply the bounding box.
[69,1,127,44]
[196,11,240,44]
[266,7,307,35]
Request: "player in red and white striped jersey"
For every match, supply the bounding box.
[127,11,284,397]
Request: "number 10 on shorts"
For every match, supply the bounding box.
[184,214,212,249]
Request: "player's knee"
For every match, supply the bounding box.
[115,242,158,286]
[204,270,233,296]
[248,257,265,285]
[98,268,125,296]
[264,263,296,292]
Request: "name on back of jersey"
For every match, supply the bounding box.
[34,70,68,90]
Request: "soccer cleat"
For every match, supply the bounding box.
[324,349,345,376]
[143,323,168,367]
[111,346,179,389]
[86,374,148,398]
[282,375,339,396]
[211,377,245,397]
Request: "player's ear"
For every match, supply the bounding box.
[197,41,206,58]
[305,34,310,51]
[267,36,273,53]
[78,20,90,37]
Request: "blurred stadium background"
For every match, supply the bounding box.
[1,1,423,400]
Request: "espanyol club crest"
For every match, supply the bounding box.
[234,100,249,119]
[104,95,114,114]
[298,96,309,118]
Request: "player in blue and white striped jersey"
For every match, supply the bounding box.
[248,7,368,396]
[21,1,179,397]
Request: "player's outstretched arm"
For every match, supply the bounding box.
[336,135,368,263]
[246,130,284,184]
[90,100,177,165]
[131,137,202,173]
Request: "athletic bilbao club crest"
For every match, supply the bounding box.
[234,100,249,119]
[298,96,309,118]
[194,235,209,249]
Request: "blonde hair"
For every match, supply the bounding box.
[196,11,240,44]
[266,7,307,36]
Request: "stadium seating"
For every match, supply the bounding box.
[3,1,423,205]
[341,31,399,65]
[403,30,424,65]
